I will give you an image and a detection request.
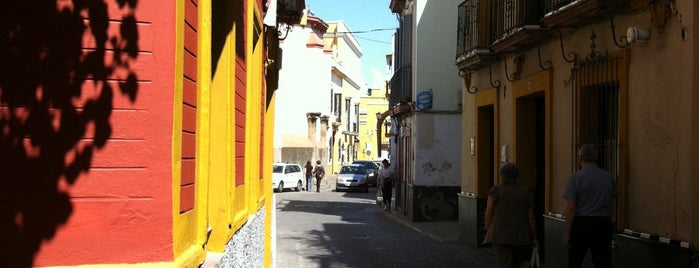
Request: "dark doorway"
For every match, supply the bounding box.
[477,105,495,195]
[516,92,546,262]
[476,104,495,244]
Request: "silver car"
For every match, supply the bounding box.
[336,164,369,192]
[352,160,379,186]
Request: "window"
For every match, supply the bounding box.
[329,137,334,162]
[355,104,360,132]
[345,98,351,131]
[334,93,342,119]
[571,52,627,225]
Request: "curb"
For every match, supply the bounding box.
[379,208,448,243]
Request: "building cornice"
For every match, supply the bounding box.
[331,66,361,90]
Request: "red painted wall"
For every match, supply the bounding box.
[235,3,247,186]
[180,0,198,214]
[0,1,176,266]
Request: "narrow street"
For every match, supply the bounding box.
[274,188,494,268]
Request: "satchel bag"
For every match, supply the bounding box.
[483,226,494,244]
[529,247,540,268]
[482,186,499,244]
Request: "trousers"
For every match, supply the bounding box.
[568,216,612,268]
[382,180,393,207]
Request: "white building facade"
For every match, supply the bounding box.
[387,0,463,222]
[274,13,365,174]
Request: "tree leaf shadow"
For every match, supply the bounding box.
[0,1,140,266]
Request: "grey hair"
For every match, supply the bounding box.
[578,144,598,163]
[500,162,519,184]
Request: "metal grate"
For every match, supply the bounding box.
[389,66,412,107]
[456,0,479,58]
[491,0,543,42]
[572,56,621,178]
[543,0,575,15]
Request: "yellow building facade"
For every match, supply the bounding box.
[172,0,277,267]
[358,87,390,161]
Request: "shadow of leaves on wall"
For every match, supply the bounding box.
[0,1,139,266]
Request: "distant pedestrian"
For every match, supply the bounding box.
[563,144,617,268]
[484,162,538,268]
[305,161,313,192]
[313,160,325,192]
[378,159,393,210]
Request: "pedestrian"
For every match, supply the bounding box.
[312,160,325,192]
[563,144,617,268]
[483,162,538,268]
[378,159,393,210]
[304,161,313,192]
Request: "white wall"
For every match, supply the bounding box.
[410,0,463,186]
[413,113,462,186]
[274,25,332,148]
[334,21,364,85]
[414,0,462,112]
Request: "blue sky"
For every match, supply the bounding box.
[304,0,397,89]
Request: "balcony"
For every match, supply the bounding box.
[389,66,412,107]
[455,0,496,70]
[490,0,550,53]
[276,0,306,25]
[540,0,630,28]
[390,0,412,14]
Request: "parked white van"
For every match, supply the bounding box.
[272,163,304,192]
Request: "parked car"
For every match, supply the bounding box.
[272,163,304,192]
[336,164,369,192]
[352,160,379,186]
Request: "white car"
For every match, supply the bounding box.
[272,163,304,192]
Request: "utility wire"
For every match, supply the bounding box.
[356,36,391,45]
[336,28,395,34]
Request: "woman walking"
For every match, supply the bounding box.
[304,161,313,192]
[484,162,538,268]
[378,159,394,210]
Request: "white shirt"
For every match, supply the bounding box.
[378,165,393,183]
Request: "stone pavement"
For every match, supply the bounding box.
[381,208,460,242]
[290,173,495,266]
[320,174,460,243]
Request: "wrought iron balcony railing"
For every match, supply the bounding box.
[456,0,479,59]
[455,0,496,70]
[541,0,630,28]
[389,66,412,107]
[543,0,574,15]
[491,0,544,43]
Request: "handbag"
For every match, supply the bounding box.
[529,247,540,268]
[482,226,494,244]
[483,186,498,244]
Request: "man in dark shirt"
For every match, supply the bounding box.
[563,144,617,268]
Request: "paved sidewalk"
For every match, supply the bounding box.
[383,210,460,242]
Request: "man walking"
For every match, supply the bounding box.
[313,160,325,192]
[563,144,617,268]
